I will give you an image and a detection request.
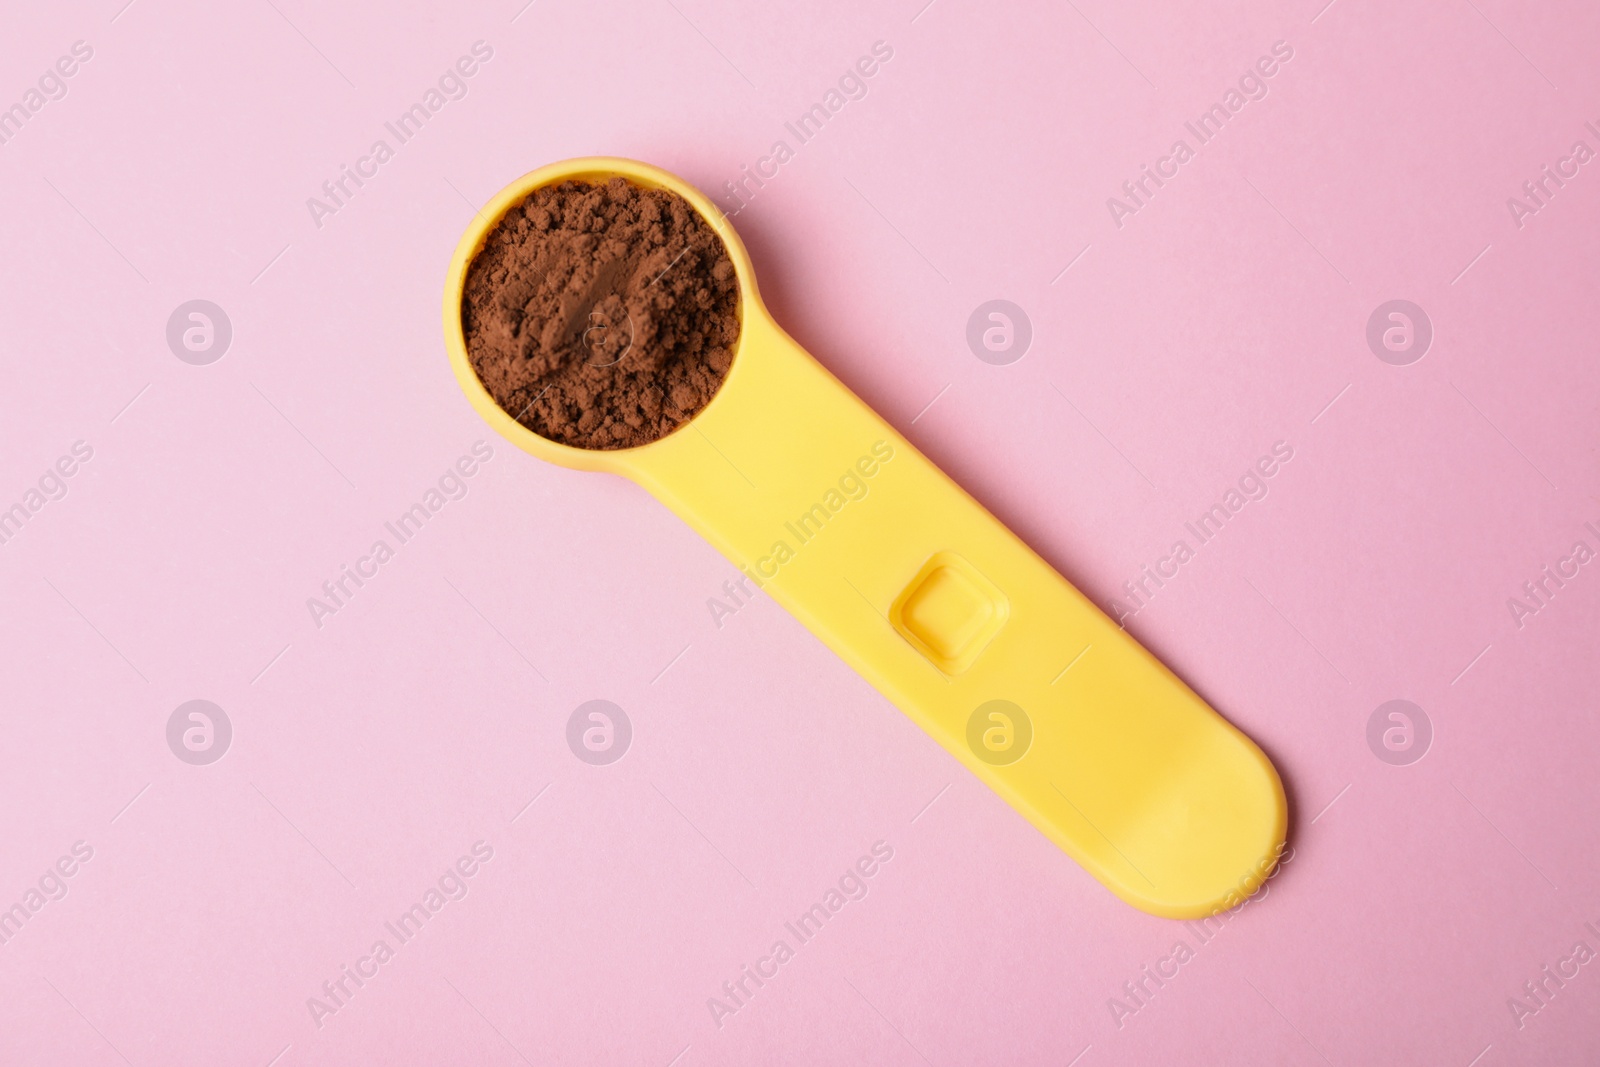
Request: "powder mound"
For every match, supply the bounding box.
[461,177,740,450]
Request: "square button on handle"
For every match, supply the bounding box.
[889,552,1009,675]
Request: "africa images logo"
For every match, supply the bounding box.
[166,700,232,765]
[966,700,1032,766]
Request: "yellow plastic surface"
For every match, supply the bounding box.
[442,158,1288,919]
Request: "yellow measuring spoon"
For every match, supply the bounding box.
[443,158,1287,919]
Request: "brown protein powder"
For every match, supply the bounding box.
[460,177,741,450]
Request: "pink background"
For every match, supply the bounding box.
[3,0,1598,1063]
